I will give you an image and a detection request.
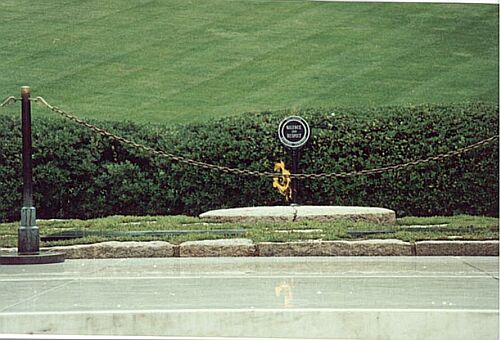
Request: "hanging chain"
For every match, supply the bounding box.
[2,95,497,179]
[31,97,276,178]
[294,135,498,179]
[0,96,19,107]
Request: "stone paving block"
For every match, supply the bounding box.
[0,248,16,254]
[415,240,499,256]
[348,239,413,256]
[44,241,175,259]
[257,241,351,256]
[257,239,412,256]
[179,238,256,257]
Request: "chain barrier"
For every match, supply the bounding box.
[295,135,498,179]
[0,96,19,107]
[2,95,498,179]
[31,96,277,178]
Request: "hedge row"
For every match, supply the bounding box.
[0,102,498,222]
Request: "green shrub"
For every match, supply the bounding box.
[0,102,497,222]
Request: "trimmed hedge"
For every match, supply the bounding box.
[0,102,498,222]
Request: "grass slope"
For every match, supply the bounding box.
[0,1,498,123]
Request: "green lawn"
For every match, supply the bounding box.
[0,215,498,248]
[0,1,497,123]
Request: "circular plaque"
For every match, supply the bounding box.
[278,116,311,149]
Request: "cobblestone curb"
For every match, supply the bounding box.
[179,238,256,257]
[43,241,175,259]
[415,240,499,256]
[1,240,498,258]
[257,239,413,256]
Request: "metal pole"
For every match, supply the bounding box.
[18,86,39,254]
[290,148,300,205]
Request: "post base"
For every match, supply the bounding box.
[0,251,65,265]
[18,226,40,254]
[18,206,40,253]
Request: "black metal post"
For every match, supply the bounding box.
[18,86,39,254]
[290,148,300,205]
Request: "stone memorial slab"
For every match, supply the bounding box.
[200,205,396,224]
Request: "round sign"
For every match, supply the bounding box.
[278,116,311,149]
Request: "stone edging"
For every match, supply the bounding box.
[2,239,498,259]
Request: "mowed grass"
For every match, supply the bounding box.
[0,215,498,248]
[0,1,498,124]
